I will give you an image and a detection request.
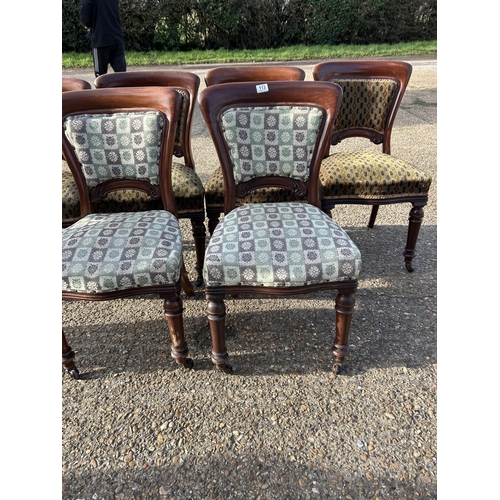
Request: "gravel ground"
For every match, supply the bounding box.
[61,58,437,499]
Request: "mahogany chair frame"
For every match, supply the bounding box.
[62,87,194,378]
[92,71,207,286]
[203,65,307,234]
[62,77,92,92]
[198,81,359,375]
[313,60,428,272]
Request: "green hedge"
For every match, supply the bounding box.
[63,0,437,53]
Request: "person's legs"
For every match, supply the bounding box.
[92,46,112,77]
[109,44,126,73]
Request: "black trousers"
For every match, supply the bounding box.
[92,44,126,78]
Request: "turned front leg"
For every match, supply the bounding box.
[62,330,79,379]
[163,292,192,368]
[403,204,425,272]
[332,291,356,374]
[206,290,232,372]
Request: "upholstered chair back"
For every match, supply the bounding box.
[198,81,343,215]
[313,60,412,154]
[62,87,181,219]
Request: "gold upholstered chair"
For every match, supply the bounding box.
[313,60,432,272]
[198,81,362,375]
[63,71,207,286]
[62,87,194,379]
[203,66,307,234]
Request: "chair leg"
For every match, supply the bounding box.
[206,290,232,373]
[368,205,380,229]
[332,291,356,376]
[163,290,193,369]
[62,330,79,379]
[403,204,425,273]
[207,207,222,235]
[190,216,206,287]
[180,263,195,297]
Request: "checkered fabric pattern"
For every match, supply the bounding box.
[64,111,164,188]
[221,106,324,183]
[62,210,183,293]
[203,202,361,287]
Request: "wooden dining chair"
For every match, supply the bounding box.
[203,65,307,234]
[198,81,362,375]
[62,87,194,378]
[63,71,207,286]
[313,60,432,272]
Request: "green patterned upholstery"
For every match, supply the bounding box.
[64,112,164,188]
[327,79,398,134]
[203,202,361,287]
[205,106,324,216]
[221,106,323,182]
[62,210,183,293]
[320,151,432,200]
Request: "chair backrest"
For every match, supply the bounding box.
[62,77,92,92]
[198,81,342,214]
[95,71,200,168]
[312,60,412,154]
[204,65,306,87]
[62,87,182,218]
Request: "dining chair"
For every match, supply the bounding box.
[62,77,92,226]
[62,87,194,379]
[198,80,362,375]
[63,71,207,286]
[313,60,432,272]
[203,65,307,234]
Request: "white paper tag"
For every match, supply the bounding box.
[256,83,269,93]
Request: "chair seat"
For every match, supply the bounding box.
[205,166,309,208]
[62,162,205,222]
[203,202,361,287]
[62,210,183,294]
[320,151,432,199]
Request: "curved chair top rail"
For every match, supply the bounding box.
[312,59,412,83]
[94,70,200,93]
[62,77,92,92]
[204,65,306,87]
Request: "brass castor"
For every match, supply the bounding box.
[405,261,415,272]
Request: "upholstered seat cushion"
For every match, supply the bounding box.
[203,202,361,287]
[62,162,205,223]
[320,151,432,199]
[62,210,183,293]
[204,166,309,210]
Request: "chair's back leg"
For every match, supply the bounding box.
[189,215,207,286]
[368,205,380,228]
